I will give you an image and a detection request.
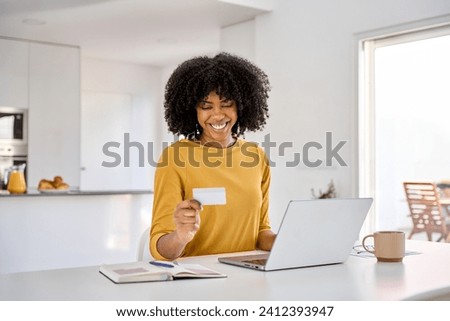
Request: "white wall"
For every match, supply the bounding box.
[220,19,255,61]
[221,0,450,230]
[81,58,162,190]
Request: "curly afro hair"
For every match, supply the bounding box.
[164,52,270,138]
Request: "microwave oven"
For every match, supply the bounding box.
[0,107,28,145]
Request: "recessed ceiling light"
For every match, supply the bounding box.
[22,18,47,26]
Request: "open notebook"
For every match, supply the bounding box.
[99,261,226,283]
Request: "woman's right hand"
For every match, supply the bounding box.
[173,199,202,245]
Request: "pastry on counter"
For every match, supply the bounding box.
[37,179,54,190]
[38,176,70,191]
[52,176,70,190]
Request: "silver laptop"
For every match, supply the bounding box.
[218,198,373,271]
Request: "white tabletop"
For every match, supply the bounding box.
[1,240,449,301]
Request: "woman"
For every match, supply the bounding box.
[150,52,276,260]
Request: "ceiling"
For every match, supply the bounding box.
[0,0,271,66]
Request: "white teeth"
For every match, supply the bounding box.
[211,123,226,130]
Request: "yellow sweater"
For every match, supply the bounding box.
[150,139,271,260]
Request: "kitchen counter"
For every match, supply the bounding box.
[0,189,152,197]
[0,189,154,274]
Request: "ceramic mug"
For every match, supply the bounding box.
[362,231,405,262]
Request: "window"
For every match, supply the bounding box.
[359,24,450,233]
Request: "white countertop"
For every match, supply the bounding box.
[1,240,449,301]
[0,189,153,197]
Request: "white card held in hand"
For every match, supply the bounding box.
[193,187,226,206]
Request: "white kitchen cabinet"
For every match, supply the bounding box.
[81,92,133,190]
[0,38,29,108]
[28,42,81,188]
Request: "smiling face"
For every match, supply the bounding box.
[196,91,238,148]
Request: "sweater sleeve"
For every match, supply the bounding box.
[150,145,185,260]
[258,146,271,232]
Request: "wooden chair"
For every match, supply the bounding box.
[436,182,450,216]
[403,182,450,242]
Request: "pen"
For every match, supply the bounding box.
[149,260,175,268]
